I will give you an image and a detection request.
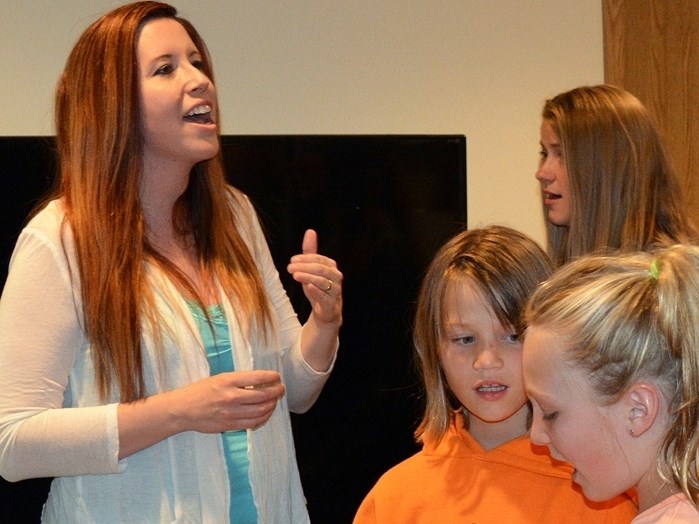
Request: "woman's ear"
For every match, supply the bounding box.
[624,383,661,437]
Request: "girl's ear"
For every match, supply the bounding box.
[625,383,661,437]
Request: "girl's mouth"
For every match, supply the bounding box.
[475,383,508,400]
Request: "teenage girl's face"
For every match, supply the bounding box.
[440,278,529,446]
[522,325,636,501]
[536,119,571,226]
[138,18,219,174]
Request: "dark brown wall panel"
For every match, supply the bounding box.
[603,0,699,228]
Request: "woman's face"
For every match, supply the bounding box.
[522,325,637,502]
[137,17,219,174]
[536,119,571,226]
[440,279,530,446]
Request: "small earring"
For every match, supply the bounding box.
[629,428,635,436]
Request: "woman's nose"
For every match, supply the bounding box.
[188,68,211,95]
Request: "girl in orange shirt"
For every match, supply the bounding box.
[354,225,636,523]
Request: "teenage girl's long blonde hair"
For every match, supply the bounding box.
[542,85,696,267]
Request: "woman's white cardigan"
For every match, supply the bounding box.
[0,196,335,523]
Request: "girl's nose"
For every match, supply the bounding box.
[529,408,550,446]
[473,345,503,370]
[535,161,552,183]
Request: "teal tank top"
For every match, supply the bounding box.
[187,302,257,524]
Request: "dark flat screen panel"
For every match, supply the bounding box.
[0,137,57,289]
[0,135,466,523]
[222,135,467,522]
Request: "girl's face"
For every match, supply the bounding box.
[522,325,636,501]
[440,278,529,448]
[137,18,219,175]
[536,119,571,226]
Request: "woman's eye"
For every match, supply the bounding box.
[504,333,520,343]
[451,335,476,345]
[155,64,174,75]
[539,149,548,161]
[192,59,205,71]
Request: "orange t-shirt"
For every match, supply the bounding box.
[354,418,637,523]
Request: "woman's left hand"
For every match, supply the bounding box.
[287,229,343,327]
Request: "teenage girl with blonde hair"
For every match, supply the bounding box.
[536,84,696,267]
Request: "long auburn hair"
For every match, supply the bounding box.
[413,225,552,443]
[51,1,271,402]
[542,84,696,267]
[523,245,699,506]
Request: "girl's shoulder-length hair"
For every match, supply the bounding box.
[413,225,552,443]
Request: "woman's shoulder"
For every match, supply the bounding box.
[223,184,266,243]
[21,198,69,240]
[25,197,64,223]
[224,184,251,208]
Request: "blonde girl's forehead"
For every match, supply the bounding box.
[524,325,597,398]
[523,325,567,373]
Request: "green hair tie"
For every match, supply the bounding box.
[649,259,660,280]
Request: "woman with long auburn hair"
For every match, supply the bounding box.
[0,2,342,522]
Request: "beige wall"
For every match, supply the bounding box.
[0,0,604,247]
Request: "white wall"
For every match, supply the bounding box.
[0,0,604,247]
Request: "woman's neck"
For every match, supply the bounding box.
[140,158,191,227]
[140,180,218,306]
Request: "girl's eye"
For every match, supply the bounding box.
[192,59,205,71]
[539,149,548,161]
[504,333,520,343]
[543,411,559,422]
[451,335,476,345]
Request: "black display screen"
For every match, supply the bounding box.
[0,134,466,523]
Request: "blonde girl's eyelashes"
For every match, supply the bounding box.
[543,410,559,422]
